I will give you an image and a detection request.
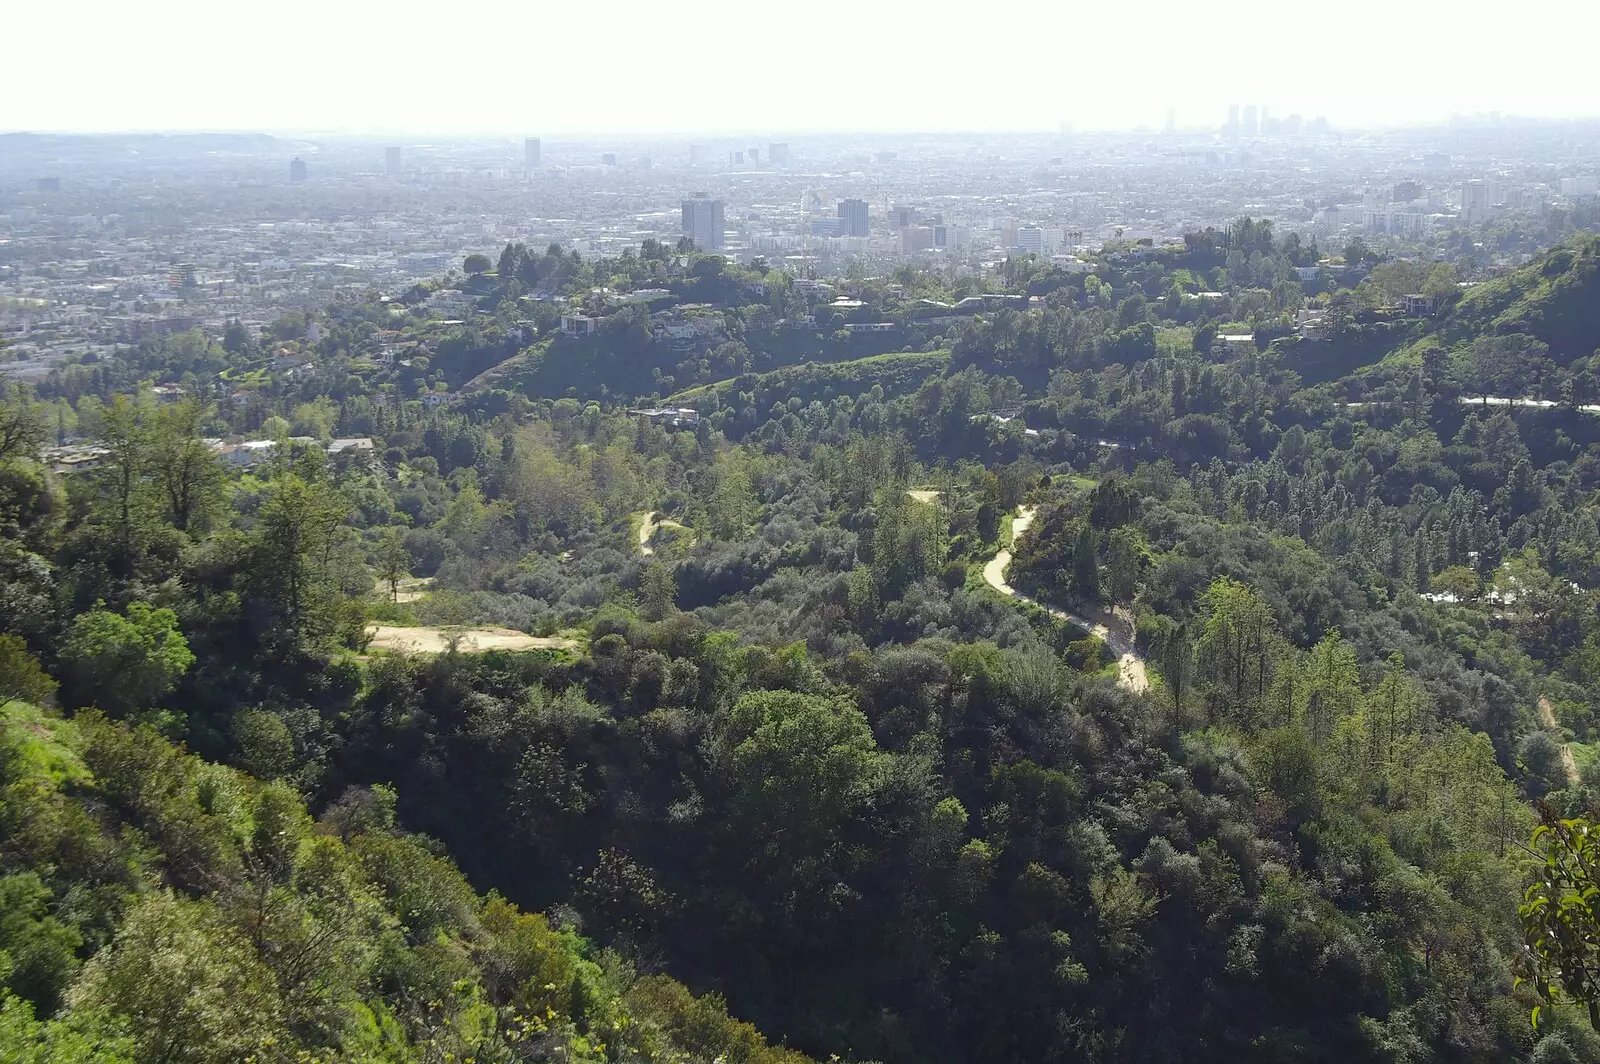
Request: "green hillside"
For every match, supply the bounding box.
[0,703,811,1064]
[669,350,951,406]
[1439,234,1600,361]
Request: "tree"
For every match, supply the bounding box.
[0,389,43,463]
[463,253,492,276]
[90,395,155,578]
[0,635,55,710]
[69,891,285,1064]
[640,562,678,621]
[1193,577,1278,726]
[221,320,255,356]
[1104,526,1145,605]
[0,995,133,1064]
[1071,523,1099,601]
[713,690,891,883]
[144,399,224,534]
[247,474,353,649]
[1452,335,1542,403]
[374,527,410,602]
[1519,813,1600,1030]
[232,709,296,781]
[60,603,194,716]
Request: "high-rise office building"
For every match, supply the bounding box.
[525,138,541,171]
[1016,227,1046,254]
[837,198,869,238]
[1165,106,1176,133]
[748,147,760,164]
[901,226,935,253]
[167,263,198,290]
[385,146,402,175]
[689,144,711,165]
[1242,105,1258,137]
[1462,179,1496,224]
[768,143,789,164]
[682,197,725,250]
[1226,103,1240,139]
[289,157,307,183]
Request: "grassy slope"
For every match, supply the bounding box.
[669,349,950,405]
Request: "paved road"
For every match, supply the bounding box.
[982,506,1149,692]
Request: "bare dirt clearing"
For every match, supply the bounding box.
[365,625,579,655]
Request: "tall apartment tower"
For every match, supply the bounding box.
[1242,105,1259,137]
[768,143,790,164]
[385,146,402,174]
[682,197,725,250]
[837,198,869,238]
[289,157,307,183]
[1462,179,1495,224]
[525,138,541,171]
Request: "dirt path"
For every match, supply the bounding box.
[365,625,579,655]
[1538,696,1580,785]
[637,511,658,557]
[982,506,1150,693]
[391,576,433,603]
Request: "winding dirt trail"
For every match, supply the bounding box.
[637,511,659,556]
[982,506,1150,693]
[1538,696,1580,786]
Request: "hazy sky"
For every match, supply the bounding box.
[5,0,1599,136]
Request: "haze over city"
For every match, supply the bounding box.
[5,0,1600,135]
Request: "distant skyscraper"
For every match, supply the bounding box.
[768,143,789,164]
[748,147,760,164]
[689,144,711,165]
[1242,105,1259,137]
[682,197,725,249]
[901,226,935,253]
[289,157,307,183]
[1016,227,1046,254]
[1165,106,1176,133]
[525,138,541,171]
[385,146,402,175]
[1226,103,1239,133]
[167,263,198,290]
[1462,179,1495,224]
[838,198,869,238]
